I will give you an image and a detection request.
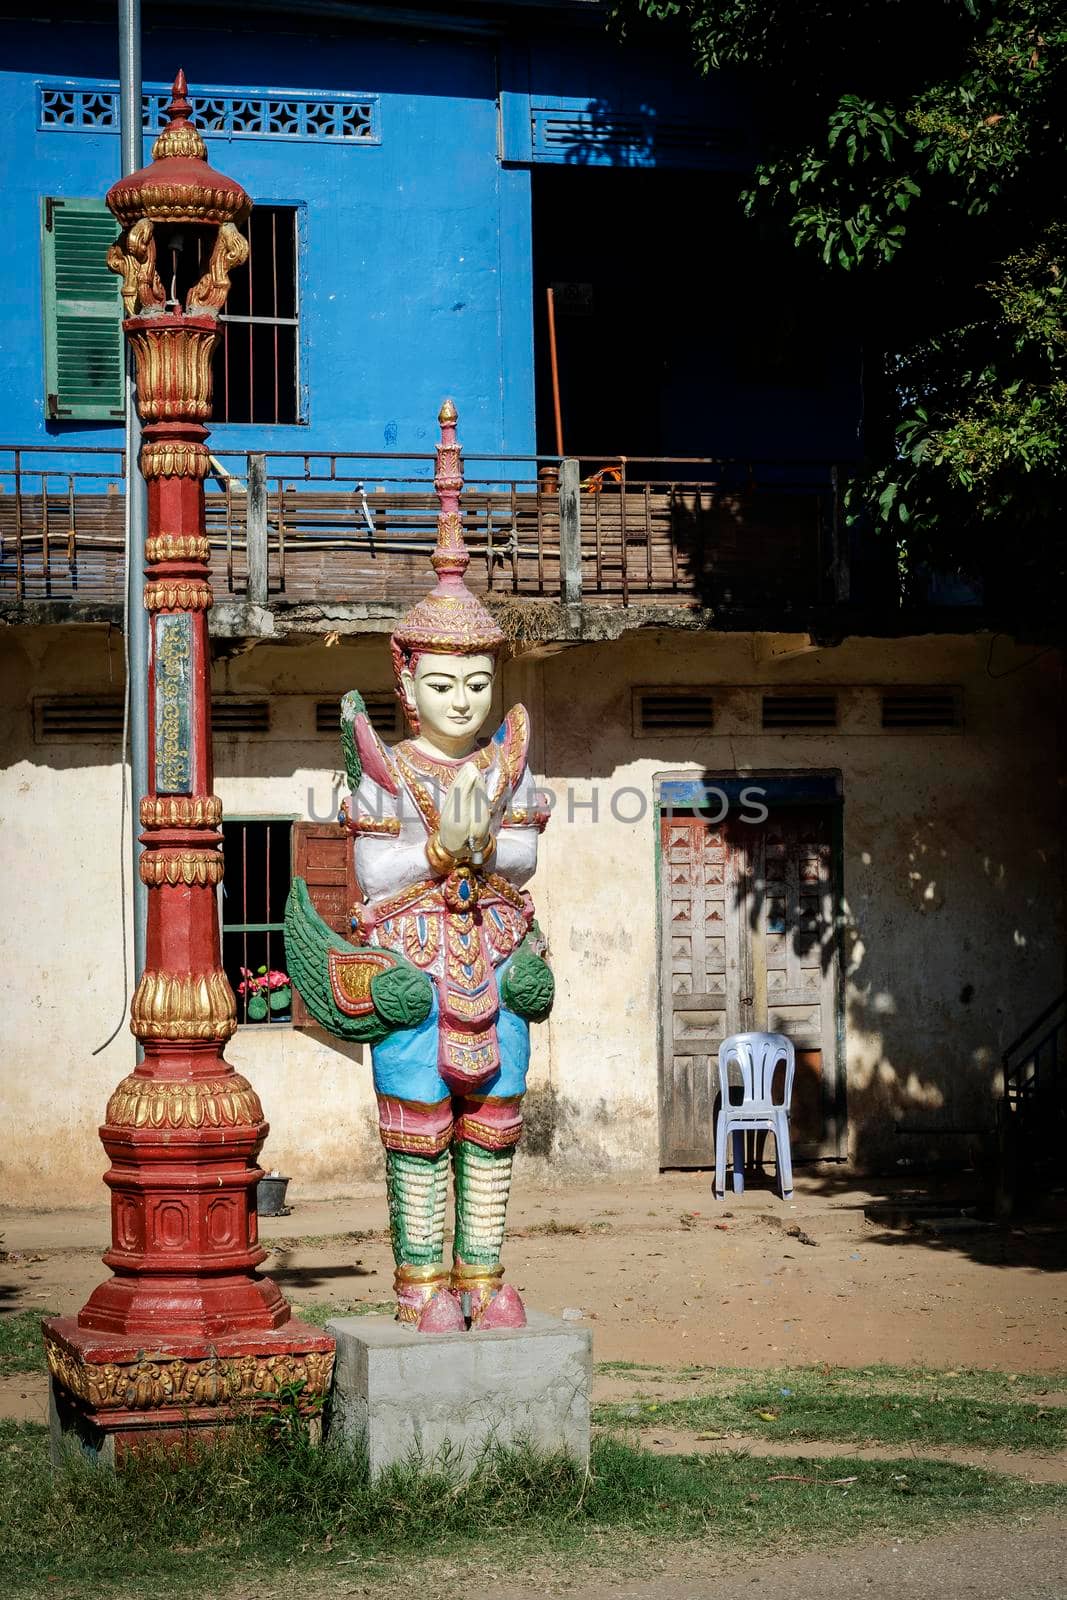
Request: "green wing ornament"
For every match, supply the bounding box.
[283,878,432,1045]
[339,688,365,793]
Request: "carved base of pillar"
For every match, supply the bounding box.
[75,1269,291,1337]
[42,1316,334,1466]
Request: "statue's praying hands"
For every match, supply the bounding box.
[438,761,493,860]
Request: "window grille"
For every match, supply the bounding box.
[214,206,300,425]
[221,819,294,1026]
[38,82,379,143]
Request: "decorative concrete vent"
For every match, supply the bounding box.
[316,695,399,738]
[881,687,963,731]
[39,83,380,144]
[35,696,123,740]
[761,693,839,731]
[532,109,742,167]
[212,699,270,734]
[633,689,714,736]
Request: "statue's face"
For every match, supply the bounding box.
[402,652,495,750]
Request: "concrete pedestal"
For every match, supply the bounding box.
[326,1311,591,1478]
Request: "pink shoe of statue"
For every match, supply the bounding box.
[474,1283,527,1330]
[416,1289,466,1333]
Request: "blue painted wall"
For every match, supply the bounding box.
[0,12,861,465]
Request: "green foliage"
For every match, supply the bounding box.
[2,1418,1062,1599]
[616,1,1066,600]
[283,877,433,1043]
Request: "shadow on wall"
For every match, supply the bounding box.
[557,98,659,167]
[726,800,1060,1228]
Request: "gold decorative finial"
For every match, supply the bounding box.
[389,399,505,722]
[151,67,207,162]
[167,69,192,123]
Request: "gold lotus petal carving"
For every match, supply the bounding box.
[139,850,224,888]
[106,1071,263,1130]
[151,124,208,162]
[108,183,251,229]
[144,580,213,612]
[140,442,210,480]
[145,534,211,563]
[43,1337,333,1413]
[130,969,237,1042]
[128,326,219,422]
[140,794,223,828]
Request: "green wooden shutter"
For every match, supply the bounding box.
[41,197,124,421]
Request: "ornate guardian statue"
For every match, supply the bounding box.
[285,402,553,1333]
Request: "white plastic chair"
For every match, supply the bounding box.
[714,1032,795,1200]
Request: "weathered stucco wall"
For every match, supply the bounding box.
[1,625,1061,1205]
[532,632,1063,1178]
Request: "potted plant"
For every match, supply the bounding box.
[238,965,292,1023]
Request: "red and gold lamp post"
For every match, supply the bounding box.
[42,74,332,1461]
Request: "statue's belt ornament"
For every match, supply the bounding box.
[327,948,397,1018]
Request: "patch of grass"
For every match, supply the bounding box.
[1,1418,1062,1600]
[596,1360,659,1374]
[600,1363,1067,1400]
[595,1365,1067,1451]
[801,1363,1067,1404]
[0,1310,56,1376]
[296,1301,395,1326]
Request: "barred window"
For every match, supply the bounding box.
[214,206,301,425]
[221,818,294,1025]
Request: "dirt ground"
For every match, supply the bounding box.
[3,1169,1065,1430]
[482,1514,1067,1600]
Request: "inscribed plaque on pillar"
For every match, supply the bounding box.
[154,612,193,794]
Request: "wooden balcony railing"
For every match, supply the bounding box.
[0,445,848,612]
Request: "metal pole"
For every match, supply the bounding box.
[546,286,564,457]
[119,0,148,1037]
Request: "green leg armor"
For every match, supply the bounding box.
[385,1148,450,1324]
[451,1141,515,1319]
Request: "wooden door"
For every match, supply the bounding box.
[289,821,358,1028]
[658,803,842,1166]
[658,814,747,1167]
